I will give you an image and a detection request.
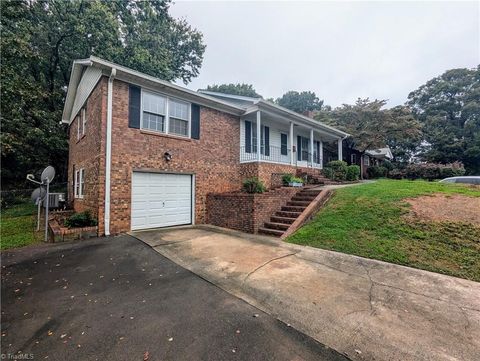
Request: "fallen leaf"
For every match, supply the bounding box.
[143,351,149,361]
[47,331,53,336]
[168,337,173,342]
[60,334,67,339]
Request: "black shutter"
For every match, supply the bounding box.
[245,121,251,153]
[297,136,301,161]
[128,85,141,129]
[264,126,270,156]
[281,134,288,155]
[191,104,200,139]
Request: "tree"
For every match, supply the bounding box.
[0,0,205,188]
[202,84,262,98]
[407,66,480,174]
[318,98,422,167]
[276,91,324,114]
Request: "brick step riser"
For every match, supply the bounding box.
[281,206,307,212]
[258,228,283,237]
[291,196,317,202]
[276,211,302,218]
[263,222,290,231]
[270,216,296,225]
[287,201,311,207]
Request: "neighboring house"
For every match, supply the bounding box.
[62,56,349,235]
[344,146,393,178]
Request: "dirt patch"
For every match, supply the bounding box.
[406,194,480,225]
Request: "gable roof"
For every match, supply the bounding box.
[365,147,393,159]
[62,56,349,138]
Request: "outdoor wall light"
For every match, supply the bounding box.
[164,152,172,162]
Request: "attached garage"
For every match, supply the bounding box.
[131,172,193,231]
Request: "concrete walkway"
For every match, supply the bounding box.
[132,226,480,361]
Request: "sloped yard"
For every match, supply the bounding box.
[287,179,480,281]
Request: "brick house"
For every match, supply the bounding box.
[62,57,348,235]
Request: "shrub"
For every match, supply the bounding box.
[404,162,466,181]
[346,165,361,181]
[242,177,266,193]
[291,177,304,183]
[367,166,388,179]
[388,169,405,179]
[323,160,348,181]
[281,173,294,185]
[64,211,98,228]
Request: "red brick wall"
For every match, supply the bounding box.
[108,79,243,234]
[67,77,107,233]
[206,187,299,233]
[240,162,319,189]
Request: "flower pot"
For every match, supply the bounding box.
[288,182,303,187]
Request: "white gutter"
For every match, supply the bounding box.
[104,68,116,236]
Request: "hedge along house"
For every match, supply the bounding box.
[62,56,349,235]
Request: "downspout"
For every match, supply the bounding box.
[104,68,116,236]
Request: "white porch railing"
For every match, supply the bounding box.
[240,146,322,168]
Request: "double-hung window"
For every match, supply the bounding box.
[169,99,189,136]
[313,140,321,163]
[74,168,85,198]
[141,90,190,137]
[142,91,166,132]
[297,136,310,161]
[244,121,269,155]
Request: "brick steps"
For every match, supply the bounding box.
[258,187,323,238]
[270,215,297,224]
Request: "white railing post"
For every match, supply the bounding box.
[310,128,314,167]
[338,138,343,161]
[290,122,294,165]
[256,111,261,161]
[320,140,323,169]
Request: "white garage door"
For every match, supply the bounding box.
[131,172,192,231]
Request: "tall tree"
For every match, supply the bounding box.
[407,66,480,174]
[276,91,324,114]
[201,83,262,98]
[0,0,205,188]
[318,98,422,163]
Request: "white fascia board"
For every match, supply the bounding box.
[198,90,261,102]
[62,59,90,124]
[252,100,350,138]
[87,56,245,116]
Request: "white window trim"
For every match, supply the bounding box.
[76,115,80,140]
[81,108,86,136]
[364,155,370,166]
[74,168,85,199]
[140,89,191,138]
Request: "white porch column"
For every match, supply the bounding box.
[290,122,294,165]
[338,138,343,161]
[319,140,323,168]
[256,110,261,160]
[310,128,314,167]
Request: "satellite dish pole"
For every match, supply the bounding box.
[27,166,55,243]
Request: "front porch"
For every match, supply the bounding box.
[239,109,344,170]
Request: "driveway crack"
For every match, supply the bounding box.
[243,252,298,282]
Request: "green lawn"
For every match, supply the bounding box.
[1,201,42,250]
[287,179,480,282]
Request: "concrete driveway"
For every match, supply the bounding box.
[133,225,480,361]
[1,235,347,361]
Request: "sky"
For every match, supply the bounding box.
[170,1,480,108]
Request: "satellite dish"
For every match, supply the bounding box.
[31,187,46,204]
[41,166,55,183]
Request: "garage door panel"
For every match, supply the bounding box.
[131,172,192,231]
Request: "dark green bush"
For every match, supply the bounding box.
[64,211,98,228]
[388,169,405,179]
[346,165,361,181]
[323,160,348,181]
[404,162,465,181]
[367,166,388,179]
[281,173,294,185]
[242,177,266,193]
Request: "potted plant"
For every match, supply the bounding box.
[282,174,304,187]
